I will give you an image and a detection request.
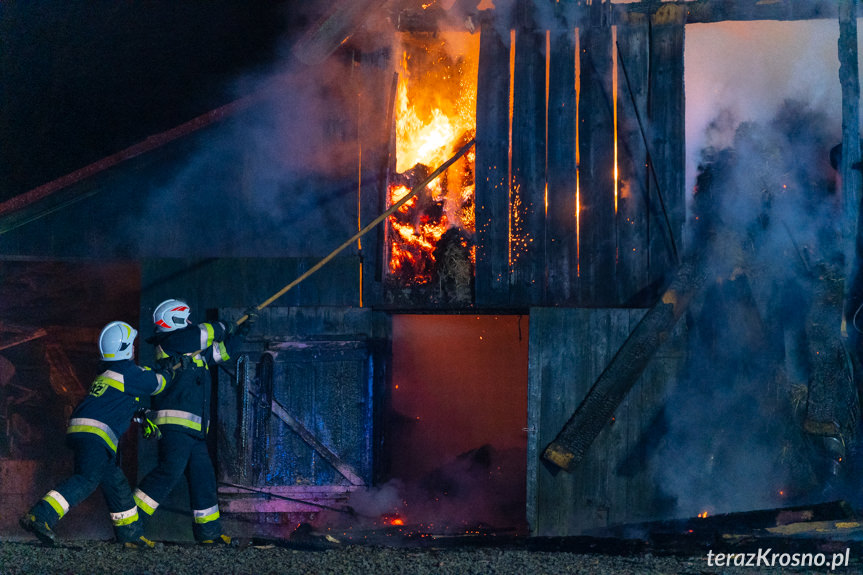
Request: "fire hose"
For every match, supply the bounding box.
[171,137,476,368]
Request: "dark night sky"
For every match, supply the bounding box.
[0,1,319,204]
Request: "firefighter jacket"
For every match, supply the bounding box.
[67,360,170,453]
[148,322,231,439]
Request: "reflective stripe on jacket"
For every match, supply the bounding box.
[149,322,231,438]
[152,409,203,432]
[67,360,169,452]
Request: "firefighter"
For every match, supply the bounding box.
[133,298,253,546]
[19,321,180,549]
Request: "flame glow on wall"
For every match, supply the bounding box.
[386,31,479,293]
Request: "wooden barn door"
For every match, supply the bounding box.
[215,306,387,516]
[526,307,686,536]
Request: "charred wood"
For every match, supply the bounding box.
[805,262,857,439]
[596,500,857,540]
[661,0,844,23]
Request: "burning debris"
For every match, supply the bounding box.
[385,29,478,305]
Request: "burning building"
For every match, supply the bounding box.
[1,0,862,543]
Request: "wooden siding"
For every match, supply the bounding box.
[473,2,684,308]
[526,307,686,535]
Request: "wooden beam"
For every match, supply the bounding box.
[0,324,47,352]
[543,251,711,472]
[617,0,844,23]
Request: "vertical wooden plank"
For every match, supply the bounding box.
[356,47,393,308]
[510,10,547,304]
[647,4,685,288]
[475,10,513,307]
[547,28,578,304]
[577,7,616,306]
[281,360,316,482]
[528,307,579,535]
[615,13,651,305]
[525,310,542,532]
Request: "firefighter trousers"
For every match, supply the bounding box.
[29,434,143,542]
[133,429,222,541]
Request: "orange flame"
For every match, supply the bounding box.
[388,30,479,284]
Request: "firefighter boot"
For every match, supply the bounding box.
[19,513,56,546]
[121,535,160,550]
[198,534,233,547]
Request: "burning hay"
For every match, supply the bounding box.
[384,29,478,305]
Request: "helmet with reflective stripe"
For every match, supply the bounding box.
[99,321,137,361]
[153,299,191,332]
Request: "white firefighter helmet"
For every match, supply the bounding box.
[99,321,137,361]
[153,298,191,332]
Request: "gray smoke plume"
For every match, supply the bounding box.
[650,19,851,519]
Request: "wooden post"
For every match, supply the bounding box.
[646,4,685,288]
[475,9,513,307]
[839,0,863,292]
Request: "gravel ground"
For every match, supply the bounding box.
[1,538,861,575]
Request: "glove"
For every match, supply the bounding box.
[227,307,258,338]
[132,407,148,425]
[157,351,192,371]
[133,408,162,440]
[142,417,161,440]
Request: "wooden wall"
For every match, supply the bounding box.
[526,307,687,535]
[475,2,686,309]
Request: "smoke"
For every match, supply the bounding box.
[650,19,852,518]
[684,19,845,205]
[314,444,527,534]
[128,6,371,257]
